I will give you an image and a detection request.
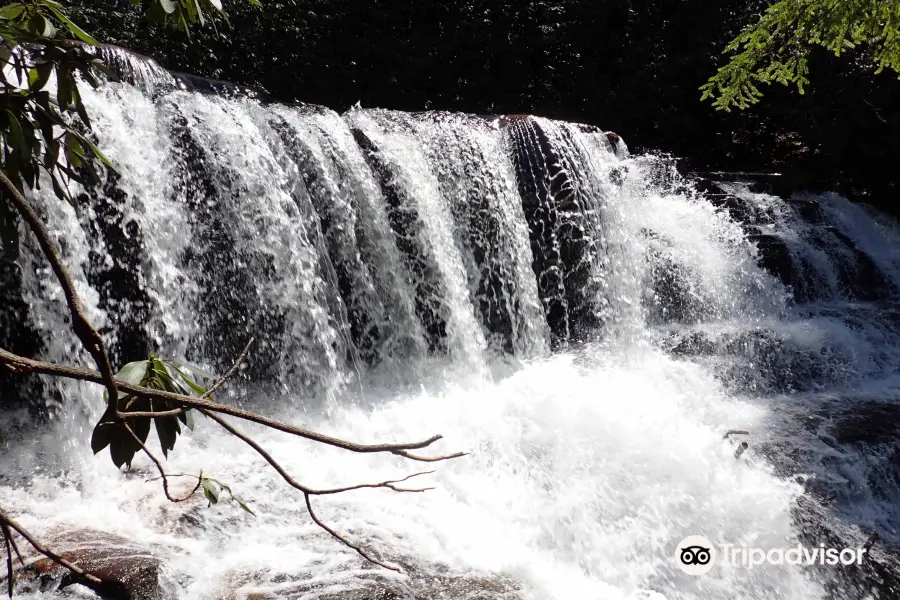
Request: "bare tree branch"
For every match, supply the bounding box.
[0,508,103,588]
[200,409,452,571]
[200,410,447,496]
[102,337,254,421]
[4,524,12,599]
[1,525,22,570]
[0,172,119,407]
[121,423,202,503]
[0,348,461,460]
[304,493,400,572]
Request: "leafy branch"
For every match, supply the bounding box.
[701,0,900,110]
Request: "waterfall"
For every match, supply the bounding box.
[2,55,900,600]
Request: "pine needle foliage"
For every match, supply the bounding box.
[702,0,900,110]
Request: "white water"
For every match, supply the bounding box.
[3,73,900,600]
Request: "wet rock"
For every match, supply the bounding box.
[789,197,825,225]
[823,226,893,301]
[0,256,49,421]
[507,116,606,346]
[79,170,154,367]
[170,116,288,383]
[792,496,900,600]
[644,245,707,324]
[351,126,451,355]
[18,530,167,600]
[667,330,717,356]
[750,233,794,289]
[833,403,900,446]
[215,558,522,600]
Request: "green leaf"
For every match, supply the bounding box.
[110,423,138,469]
[154,414,179,458]
[57,69,72,109]
[0,3,26,20]
[201,479,220,505]
[64,132,85,168]
[157,361,191,395]
[245,0,262,7]
[158,0,177,14]
[126,397,152,444]
[171,360,217,381]
[193,0,205,26]
[44,4,100,45]
[116,359,149,389]
[183,409,195,431]
[168,363,208,396]
[49,171,69,202]
[28,63,53,92]
[30,14,56,38]
[4,110,26,165]
[176,8,190,36]
[83,138,114,170]
[90,421,114,454]
[73,88,91,129]
[0,46,12,69]
[235,498,255,515]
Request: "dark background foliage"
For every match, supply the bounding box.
[71,0,900,213]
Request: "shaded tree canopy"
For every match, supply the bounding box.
[66,0,900,214]
[703,0,900,110]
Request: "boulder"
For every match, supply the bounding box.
[18,529,166,600]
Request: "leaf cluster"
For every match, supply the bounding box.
[0,0,262,258]
[141,0,262,36]
[90,357,215,469]
[701,0,900,110]
[200,474,255,515]
[0,0,114,260]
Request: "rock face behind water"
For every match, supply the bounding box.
[16,529,168,600]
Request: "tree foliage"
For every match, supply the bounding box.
[90,357,208,469]
[702,0,900,110]
[0,0,260,257]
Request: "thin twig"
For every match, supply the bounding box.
[3,526,22,570]
[121,424,201,503]
[723,428,750,439]
[200,410,448,495]
[201,409,452,571]
[0,508,102,586]
[0,171,119,408]
[3,524,12,599]
[144,473,199,483]
[111,407,185,419]
[0,348,459,460]
[203,337,255,399]
[303,494,400,572]
[391,449,467,462]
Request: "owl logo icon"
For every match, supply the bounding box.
[675,535,717,575]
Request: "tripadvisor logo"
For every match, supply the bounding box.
[675,535,717,575]
[674,535,869,576]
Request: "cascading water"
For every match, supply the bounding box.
[2,52,900,600]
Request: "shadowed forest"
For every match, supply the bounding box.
[71,0,900,213]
